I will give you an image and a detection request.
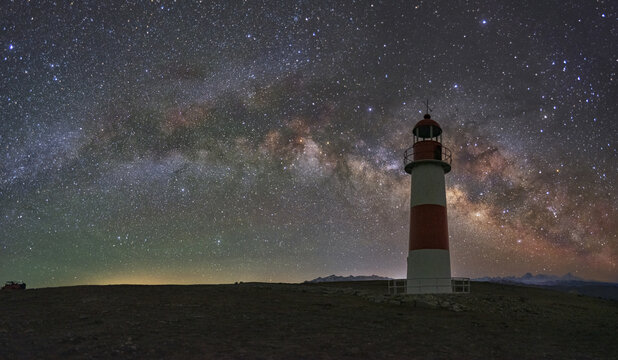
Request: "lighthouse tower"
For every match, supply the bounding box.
[404,113,453,294]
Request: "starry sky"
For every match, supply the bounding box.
[1,1,616,288]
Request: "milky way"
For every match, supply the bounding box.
[1,1,616,287]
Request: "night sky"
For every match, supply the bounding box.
[1,1,616,288]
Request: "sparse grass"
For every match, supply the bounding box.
[0,281,616,359]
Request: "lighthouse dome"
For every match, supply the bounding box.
[413,114,442,138]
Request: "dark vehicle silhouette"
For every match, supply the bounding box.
[2,281,26,290]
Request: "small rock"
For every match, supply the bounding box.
[370,295,385,303]
[415,300,439,309]
[400,297,417,304]
[451,304,465,312]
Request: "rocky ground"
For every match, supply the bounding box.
[0,281,616,359]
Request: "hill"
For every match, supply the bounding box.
[305,274,392,283]
[0,281,616,359]
[475,272,585,284]
[475,273,618,300]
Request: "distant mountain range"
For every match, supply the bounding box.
[475,273,618,300]
[308,273,611,285]
[304,273,617,300]
[305,274,392,283]
[474,272,587,285]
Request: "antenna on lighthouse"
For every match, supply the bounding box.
[424,99,432,115]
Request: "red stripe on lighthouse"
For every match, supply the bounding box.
[409,204,449,250]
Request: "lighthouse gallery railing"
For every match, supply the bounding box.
[403,144,452,168]
[388,278,470,294]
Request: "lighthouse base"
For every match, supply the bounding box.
[406,249,452,294]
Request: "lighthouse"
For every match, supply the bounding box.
[404,113,453,294]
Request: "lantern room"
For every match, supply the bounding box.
[404,114,452,174]
[413,114,443,140]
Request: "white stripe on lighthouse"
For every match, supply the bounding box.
[407,249,452,294]
[410,162,447,207]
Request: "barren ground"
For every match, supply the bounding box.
[0,281,616,359]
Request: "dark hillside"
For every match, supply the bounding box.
[0,281,616,359]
